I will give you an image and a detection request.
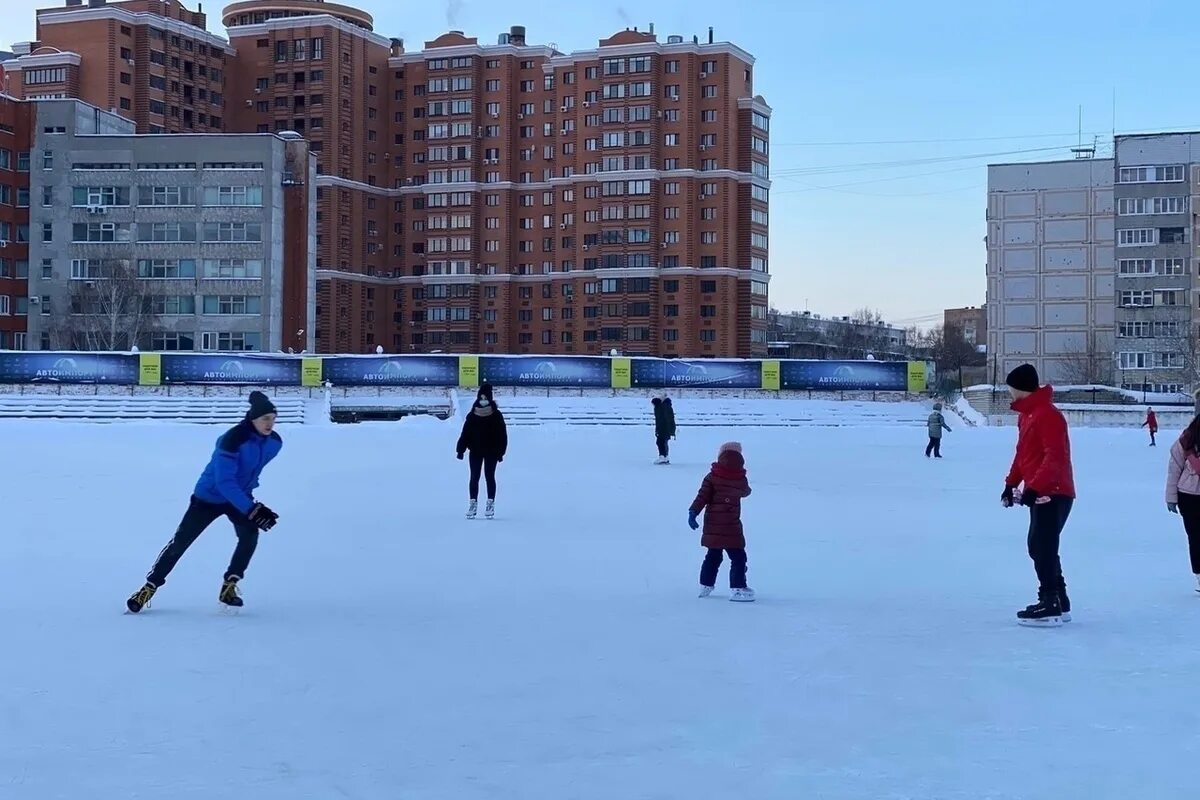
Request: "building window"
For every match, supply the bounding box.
[202,186,264,206]
[1119,290,1154,307]
[202,295,262,315]
[1118,228,1156,247]
[202,222,262,242]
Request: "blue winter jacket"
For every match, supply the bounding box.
[193,420,283,514]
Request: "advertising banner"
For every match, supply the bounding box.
[611,358,632,390]
[458,355,479,388]
[0,351,140,384]
[160,354,303,385]
[478,356,612,388]
[906,361,928,393]
[301,358,324,388]
[761,360,781,391]
[779,360,908,391]
[630,359,764,389]
[320,355,459,387]
[138,353,162,386]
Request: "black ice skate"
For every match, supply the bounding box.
[1016,597,1062,627]
[126,582,157,613]
[1024,588,1071,623]
[219,576,244,608]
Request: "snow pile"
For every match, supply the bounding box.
[950,394,988,427]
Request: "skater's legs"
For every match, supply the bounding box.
[1027,497,1072,596]
[1151,430,1157,446]
[925,437,935,457]
[483,456,498,501]
[726,548,748,589]
[224,512,260,581]
[1176,492,1200,573]
[933,438,942,457]
[146,497,224,586]
[468,451,484,500]
[699,547,723,587]
[656,435,669,458]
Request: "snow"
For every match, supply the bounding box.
[2,412,1197,799]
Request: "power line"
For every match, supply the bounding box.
[770,123,1200,148]
[771,144,1084,178]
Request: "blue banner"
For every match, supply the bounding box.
[322,356,459,386]
[780,360,908,391]
[0,352,140,384]
[631,359,763,389]
[160,354,302,385]
[478,356,611,388]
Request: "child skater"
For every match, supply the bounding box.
[689,441,754,601]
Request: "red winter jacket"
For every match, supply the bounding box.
[690,450,752,549]
[1144,410,1158,433]
[1006,385,1076,498]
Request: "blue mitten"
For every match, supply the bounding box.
[688,511,699,530]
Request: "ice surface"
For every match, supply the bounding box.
[2,411,1197,799]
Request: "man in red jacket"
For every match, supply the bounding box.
[1000,363,1076,627]
[1143,407,1158,446]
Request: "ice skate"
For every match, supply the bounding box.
[654,456,669,465]
[729,588,756,603]
[484,499,495,519]
[1016,598,1062,627]
[126,581,157,613]
[466,499,477,519]
[698,585,714,598]
[1194,574,1200,594]
[219,576,244,608]
[1059,590,1072,623]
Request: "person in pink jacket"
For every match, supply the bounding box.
[1164,414,1200,592]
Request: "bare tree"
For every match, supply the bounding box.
[1058,338,1115,386]
[58,260,155,351]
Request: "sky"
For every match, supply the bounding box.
[8,0,1199,329]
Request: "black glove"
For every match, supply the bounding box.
[1001,486,1015,508]
[498,455,504,463]
[456,452,464,460]
[1019,489,1041,508]
[247,502,279,531]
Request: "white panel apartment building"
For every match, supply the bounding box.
[986,158,1115,384]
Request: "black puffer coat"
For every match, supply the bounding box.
[456,401,508,459]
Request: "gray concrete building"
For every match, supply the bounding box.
[986,158,1115,385]
[1111,133,1200,394]
[25,98,316,353]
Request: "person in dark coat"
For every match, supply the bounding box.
[126,391,283,613]
[1000,364,1076,627]
[926,402,952,458]
[457,382,508,519]
[651,395,677,464]
[689,441,754,601]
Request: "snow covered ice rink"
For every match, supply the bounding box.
[2,405,1198,800]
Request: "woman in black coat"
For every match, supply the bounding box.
[456,383,508,519]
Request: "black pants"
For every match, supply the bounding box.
[700,547,748,589]
[147,496,260,586]
[925,436,942,457]
[1027,496,1072,598]
[656,435,670,458]
[468,451,499,500]
[1176,492,1200,574]
[1150,430,1157,446]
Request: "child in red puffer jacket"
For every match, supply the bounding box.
[689,441,754,602]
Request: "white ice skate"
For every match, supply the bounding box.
[654,456,669,465]
[484,499,495,519]
[466,499,477,519]
[1194,574,1200,594]
[698,585,714,598]
[729,588,756,603]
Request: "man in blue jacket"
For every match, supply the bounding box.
[126,391,283,612]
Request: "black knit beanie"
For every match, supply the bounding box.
[1005,364,1040,393]
[478,382,494,402]
[246,390,277,421]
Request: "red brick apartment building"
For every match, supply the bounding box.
[0,94,32,349]
[4,0,771,357]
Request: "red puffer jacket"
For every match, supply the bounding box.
[690,450,752,549]
[1006,385,1076,498]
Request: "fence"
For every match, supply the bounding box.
[0,352,930,393]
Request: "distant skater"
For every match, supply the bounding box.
[689,442,754,602]
[1143,407,1158,446]
[457,383,508,519]
[1164,414,1200,592]
[926,402,952,458]
[1000,365,1076,627]
[126,391,282,613]
[652,395,676,464]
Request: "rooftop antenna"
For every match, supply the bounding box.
[1071,105,1095,159]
